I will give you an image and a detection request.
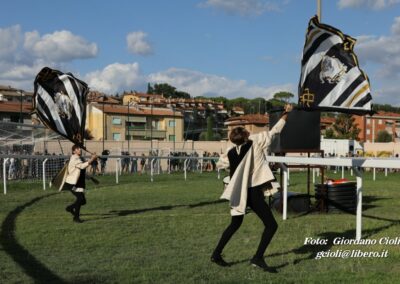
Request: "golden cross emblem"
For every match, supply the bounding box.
[300,88,315,107]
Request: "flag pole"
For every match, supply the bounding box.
[317,0,322,21]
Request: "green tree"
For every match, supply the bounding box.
[147,83,154,94]
[376,130,392,142]
[152,83,176,97]
[332,114,360,140]
[146,83,191,98]
[324,128,336,139]
[265,99,285,111]
[199,132,207,141]
[273,91,295,103]
[174,90,191,99]
[213,132,222,141]
[373,103,400,114]
[206,116,214,141]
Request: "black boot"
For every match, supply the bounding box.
[73,216,83,223]
[211,254,230,267]
[250,257,278,273]
[65,206,75,216]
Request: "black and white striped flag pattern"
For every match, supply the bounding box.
[298,16,372,114]
[33,67,89,147]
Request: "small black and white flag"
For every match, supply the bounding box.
[298,16,372,114]
[33,67,89,147]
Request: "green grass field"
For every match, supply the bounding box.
[1,170,400,283]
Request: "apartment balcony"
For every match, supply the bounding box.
[127,128,166,139]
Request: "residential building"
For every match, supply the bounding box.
[121,92,229,140]
[320,116,335,132]
[86,102,184,142]
[0,85,33,103]
[0,101,34,145]
[0,101,32,124]
[353,111,400,142]
[224,114,269,138]
[231,106,245,116]
[88,91,120,104]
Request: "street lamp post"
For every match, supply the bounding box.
[127,100,130,153]
[317,0,322,21]
[18,90,24,124]
[100,96,108,152]
[173,107,176,151]
[150,98,153,153]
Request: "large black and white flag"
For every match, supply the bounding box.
[33,67,89,147]
[298,16,372,114]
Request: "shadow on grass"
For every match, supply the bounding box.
[82,199,226,222]
[0,193,67,284]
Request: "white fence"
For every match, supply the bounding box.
[0,155,221,194]
[266,155,400,241]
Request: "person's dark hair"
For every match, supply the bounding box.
[71,144,80,153]
[229,127,249,145]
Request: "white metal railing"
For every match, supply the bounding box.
[116,158,120,184]
[265,155,400,241]
[150,158,156,182]
[42,158,48,190]
[3,158,9,195]
[0,155,221,194]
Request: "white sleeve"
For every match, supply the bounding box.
[75,161,90,170]
[251,118,286,150]
[216,152,230,170]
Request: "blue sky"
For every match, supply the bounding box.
[1,0,400,104]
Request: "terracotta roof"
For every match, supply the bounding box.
[225,114,269,125]
[124,93,163,99]
[0,101,33,113]
[374,111,400,118]
[135,101,166,106]
[320,117,335,124]
[92,103,183,117]
[0,86,33,97]
[232,106,244,112]
[88,93,120,104]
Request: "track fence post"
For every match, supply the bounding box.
[116,158,120,184]
[354,167,363,240]
[184,159,189,180]
[43,158,48,190]
[282,164,288,221]
[3,158,9,195]
[151,158,156,182]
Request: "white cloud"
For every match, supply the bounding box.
[0,25,21,60]
[392,16,400,35]
[82,63,295,99]
[84,62,145,94]
[199,0,282,16]
[24,30,98,62]
[338,0,400,10]
[0,25,98,90]
[353,17,400,105]
[148,67,294,99]
[126,31,153,55]
[356,17,400,78]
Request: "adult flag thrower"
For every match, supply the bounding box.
[298,16,372,114]
[33,67,89,147]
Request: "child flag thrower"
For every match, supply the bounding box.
[33,67,98,222]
